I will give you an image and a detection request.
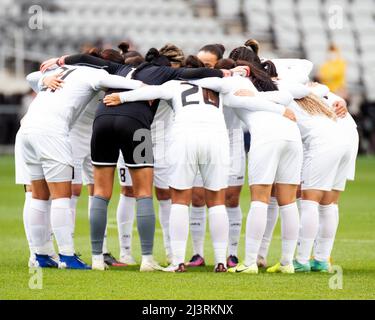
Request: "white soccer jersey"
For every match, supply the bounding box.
[21,65,143,136]
[119,80,227,128]
[190,76,302,147]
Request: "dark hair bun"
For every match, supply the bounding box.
[244,39,260,55]
[145,48,160,62]
[215,44,226,56]
[118,41,130,54]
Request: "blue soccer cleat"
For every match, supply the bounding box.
[310,259,331,273]
[59,254,91,270]
[35,254,59,268]
[293,259,311,272]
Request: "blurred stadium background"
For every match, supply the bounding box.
[1,0,375,154]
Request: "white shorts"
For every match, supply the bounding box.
[347,130,359,181]
[248,140,303,186]
[153,137,171,190]
[69,133,93,185]
[168,128,230,191]
[18,132,73,183]
[301,143,352,192]
[192,147,246,188]
[15,131,31,185]
[228,146,246,187]
[117,152,133,187]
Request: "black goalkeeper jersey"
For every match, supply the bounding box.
[64,54,224,128]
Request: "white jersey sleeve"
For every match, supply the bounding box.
[119,82,174,103]
[190,77,287,114]
[87,69,143,91]
[276,81,311,99]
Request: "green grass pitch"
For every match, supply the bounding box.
[0,155,375,300]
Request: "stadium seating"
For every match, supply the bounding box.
[1,0,374,100]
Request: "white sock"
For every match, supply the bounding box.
[169,204,189,265]
[102,227,108,254]
[117,194,135,257]
[244,201,268,266]
[280,202,299,266]
[158,199,172,257]
[258,197,279,259]
[227,206,242,257]
[29,198,50,255]
[296,200,319,264]
[208,205,229,265]
[189,205,206,257]
[70,195,79,234]
[23,192,37,255]
[45,199,56,256]
[51,198,74,256]
[142,254,153,263]
[314,204,337,262]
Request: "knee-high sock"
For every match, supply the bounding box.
[258,197,279,259]
[89,196,108,256]
[51,198,74,256]
[244,201,268,266]
[314,204,337,262]
[169,204,189,265]
[158,199,172,257]
[117,194,135,257]
[70,195,79,235]
[45,199,56,256]
[227,206,242,257]
[189,206,206,257]
[136,197,155,256]
[296,200,319,264]
[29,198,50,255]
[23,192,37,255]
[208,205,229,265]
[280,202,299,266]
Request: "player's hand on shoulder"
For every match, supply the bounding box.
[43,73,64,90]
[283,107,297,122]
[40,57,59,73]
[231,66,250,77]
[333,100,347,118]
[103,93,121,106]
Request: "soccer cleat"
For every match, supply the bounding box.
[187,254,205,267]
[140,259,163,272]
[293,259,311,272]
[162,263,186,273]
[257,255,268,268]
[35,254,59,268]
[103,253,127,267]
[59,254,91,270]
[267,262,295,274]
[92,255,108,271]
[119,255,137,266]
[310,259,330,273]
[228,263,258,274]
[227,255,239,268]
[214,263,227,273]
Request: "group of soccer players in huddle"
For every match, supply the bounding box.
[15,38,358,274]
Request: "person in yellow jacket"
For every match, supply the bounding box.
[318,44,348,99]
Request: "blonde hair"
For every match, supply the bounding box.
[159,43,185,65]
[295,94,337,120]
